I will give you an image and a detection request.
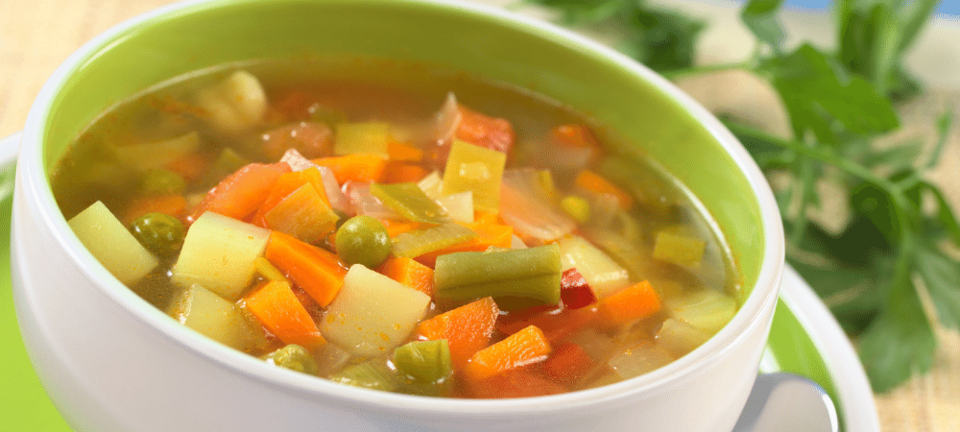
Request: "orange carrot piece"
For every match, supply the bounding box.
[416,297,500,370]
[464,367,566,399]
[380,219,424,238]
[464,325,552,382]
[244,280,326,351]
[189,162,290,222]
[379,257,434,296]
[311,154,386,184]
[598,280,661,326]
[542,343,594,386]
[575,169,633,210]
[414,222,513,267]
[455,104,515,155]
[552,124,601,150]
[264,231,348,308]
[164,152,211,183]
[473,211,500,225]
[381,161,428,183]
[251,167,330,227]
[387,141,424,162]
[122,194,187,225]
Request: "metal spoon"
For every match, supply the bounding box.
[733,373,839,432]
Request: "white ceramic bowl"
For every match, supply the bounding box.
[11,1,784,431]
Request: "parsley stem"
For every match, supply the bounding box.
[660,62,753,80]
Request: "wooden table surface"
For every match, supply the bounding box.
[1,0,957,430]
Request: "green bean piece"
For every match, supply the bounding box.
[335,216,391,268]
[329,360,400,392]
[434,244,562,310]
[138,168,186,195]
[262,344,319,375]
[130,212,186,257]
[390,223,477,258]
[370,182,451,225]
[393,340,453,384]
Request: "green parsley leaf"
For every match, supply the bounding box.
[741,0,787,51]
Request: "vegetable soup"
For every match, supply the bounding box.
[52,58,741,398]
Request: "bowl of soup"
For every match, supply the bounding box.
[11,0,784,431]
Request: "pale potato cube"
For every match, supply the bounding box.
[196,70,267,133]
[558,236,630,298]
[169,283,263,352]
[172,212,270,300]
[68,201,158,285]
[320,265,431,357]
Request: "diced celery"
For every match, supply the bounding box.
[585,230,651,282]
[196,70,268,133]
[560,195,591,224]
[665,290,738,335]
[557,236,630,298]
[390,223,477,258]
[68,201,158,285]
[115,131,201,172]
[416,170,444,200]
[442,140,506,213]
[434,244,562,310]
[171,212,270,300]
[436,191,474,223]
[264,184,340,243]
[656,318,711,357]
[254,256,287,282]
[393,340,453,383]
[315,343,353,377]
[168,283,263,352]
[607,343,674,379]
[653,231,706,267]
[329,360,400,392]
[262,344,319,375]
[320,265,431,356]
[200,147,249,188]
[370,182,451,225]
[334,122,390,158]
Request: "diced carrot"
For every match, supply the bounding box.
[251,167,330,227]
[387,141,424,162]
[244,280,326,351]
[497,305,598,341]
[574,170,633,210]
[264,231,348,308]
[379,257,434,296]
[312,154,386,184]
[414,222,513,267]
[189,162,290,223]
[473,211,500,225]
[122,194,187,225]
[463,325,552,382]
[464,366,566,399]
[598,280,661,326]
[455,104,515,155]
[381,219,424,238]
[552,124,601,151]
[164,152,211,183]
[542,343,594,386]
[416,297,499,370]
[381,161,428,183]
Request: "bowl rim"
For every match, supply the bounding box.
[17,0,785,418]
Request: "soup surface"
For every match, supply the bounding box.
[52,58,740,398]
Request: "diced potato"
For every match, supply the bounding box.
[607,342,674,379]
[168,283,263,352]
[196,70,267,133]
[68,201,158,285]
[665,290,738,335]
[558,236,630,298]
[172,212,270,300]
[656,318,711,357]
[442,140,506,213]
[652,231,706,267]
[115,131,201,173]
[320,265,431,357]
[334,122,390,158]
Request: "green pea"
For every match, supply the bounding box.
[138,169,186,195]
[130,213,185,257]
[262,344,319,375]
[335,216,391,269]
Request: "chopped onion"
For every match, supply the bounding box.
[436,191,474,223]
[510,235,527,249]
[317,166,351,215]
[344,181,399,220]
[435,92,462,145]
[280,148,317,172]
[499,169,575,242]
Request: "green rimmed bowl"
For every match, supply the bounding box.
[11,1,784,431]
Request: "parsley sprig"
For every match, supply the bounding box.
[522,0,956,392]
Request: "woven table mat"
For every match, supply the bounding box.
[1,0,957,430]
